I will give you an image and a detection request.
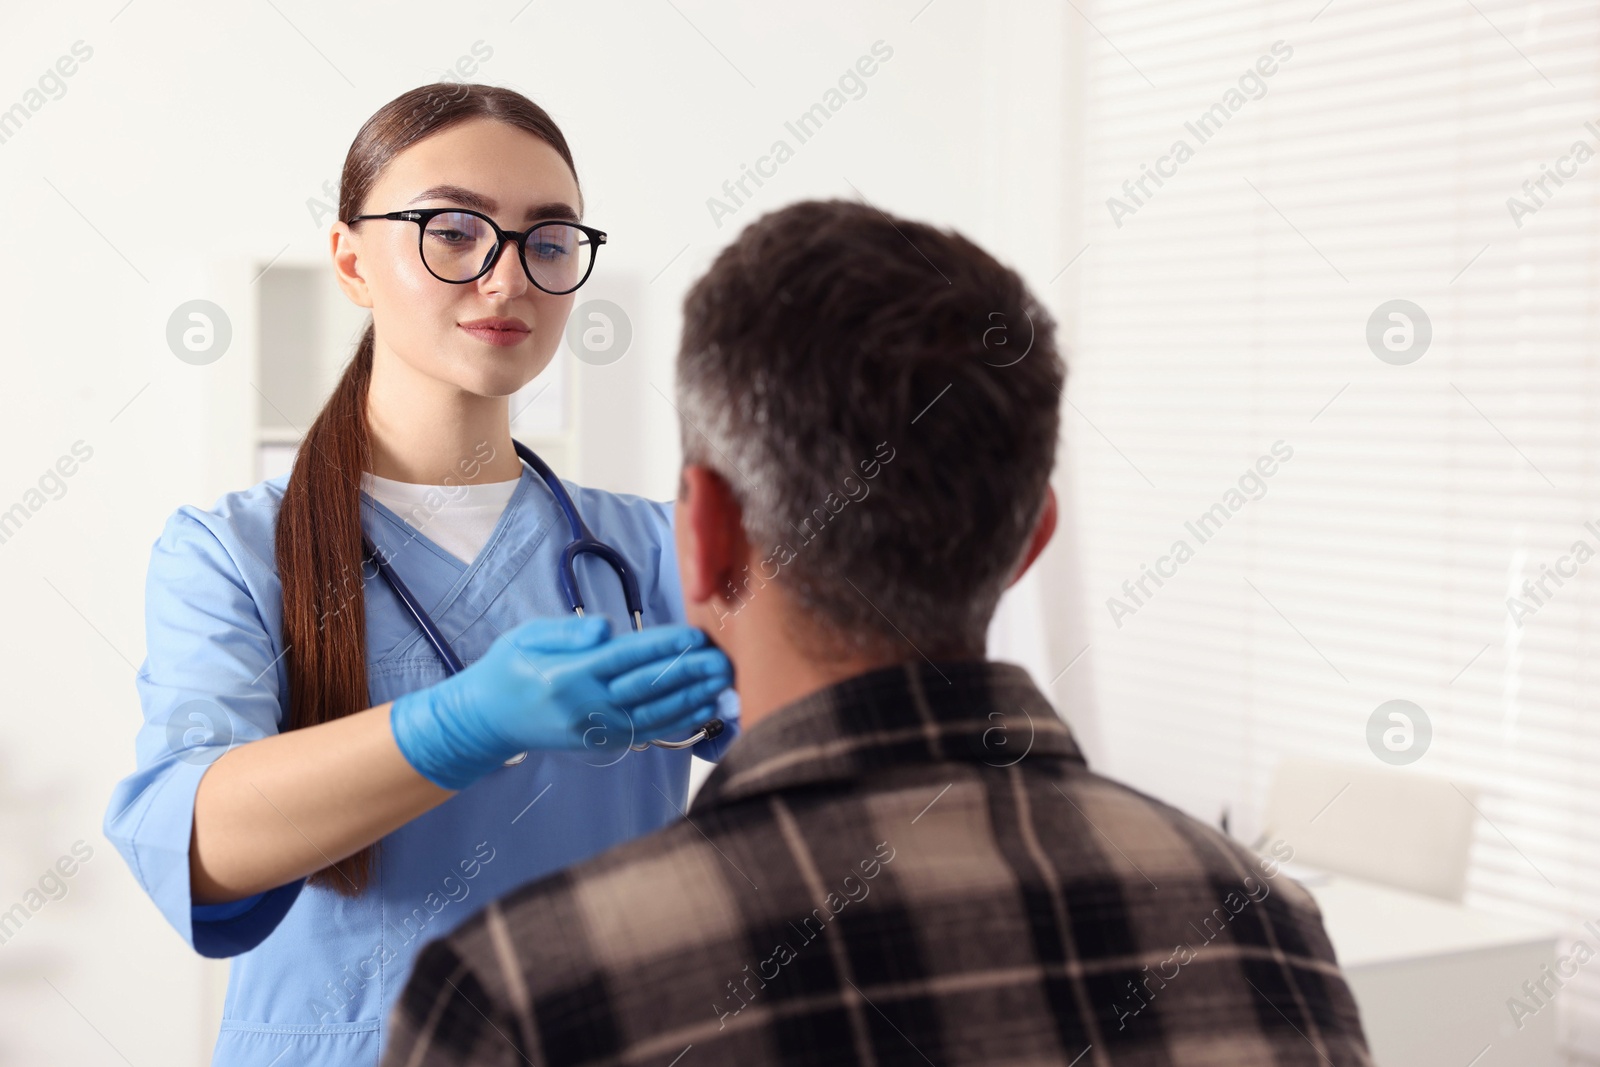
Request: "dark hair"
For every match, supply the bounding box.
[675,198,1065,661]
[275,83,582,896]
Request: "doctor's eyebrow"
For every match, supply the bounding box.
[405,184,580,223]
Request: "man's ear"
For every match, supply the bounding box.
[675,464,746,606]
[1006,483,1058,589]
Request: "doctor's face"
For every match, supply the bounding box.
[334,116,582,399]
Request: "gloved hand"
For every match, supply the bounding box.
[390,615,732,790]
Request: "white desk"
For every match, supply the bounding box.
[1291,865,1561,1067]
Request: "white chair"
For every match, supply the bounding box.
[1256,756,1478,903]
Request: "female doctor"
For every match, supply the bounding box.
[103,83,738,1066]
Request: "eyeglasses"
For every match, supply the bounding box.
[346,207,607,294]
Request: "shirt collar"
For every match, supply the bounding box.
[689,659,1086,813]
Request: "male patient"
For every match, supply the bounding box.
[381,199,1372,1065]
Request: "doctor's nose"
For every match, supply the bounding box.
[478,238,530,297]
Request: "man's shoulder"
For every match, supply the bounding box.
[1058,766,1305,884]
[1047,764,1326,927]
[439,797,759,995]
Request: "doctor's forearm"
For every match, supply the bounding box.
[188,701,454,905]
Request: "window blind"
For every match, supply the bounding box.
[1071,0,1600,1057]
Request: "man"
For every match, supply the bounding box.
[381,199,1372,1066]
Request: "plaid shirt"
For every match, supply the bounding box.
[382,660,1372,1066]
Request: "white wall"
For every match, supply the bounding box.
[0,3,1091,1062]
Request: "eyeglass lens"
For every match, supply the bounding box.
[421,212,593,291]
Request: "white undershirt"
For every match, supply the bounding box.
[361,471,522,566]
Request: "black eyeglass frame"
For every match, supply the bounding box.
[346,207,607,294]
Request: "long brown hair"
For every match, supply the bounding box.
[275,83,582,896]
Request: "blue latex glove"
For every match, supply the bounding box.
[390,615,732,790]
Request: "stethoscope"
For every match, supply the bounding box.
[361,438,724,765]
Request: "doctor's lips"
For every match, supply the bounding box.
[459,315,531,347]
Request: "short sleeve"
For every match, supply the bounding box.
[102,508,304,958]
[652,498,741,763]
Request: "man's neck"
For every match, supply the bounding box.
[726,622,908,733]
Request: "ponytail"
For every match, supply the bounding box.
[275,324,379,894]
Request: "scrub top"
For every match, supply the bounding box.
[102,462,739,1067]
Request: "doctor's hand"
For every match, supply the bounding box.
[389,616,732,791]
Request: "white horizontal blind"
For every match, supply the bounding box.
[1071,0,1600,1057]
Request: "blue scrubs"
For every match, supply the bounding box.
[102,464,738,1066]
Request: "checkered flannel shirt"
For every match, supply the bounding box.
[382,659,1372,1066]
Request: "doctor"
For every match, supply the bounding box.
[103,82,738,1067]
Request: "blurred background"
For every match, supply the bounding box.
[0,0,1595,1064]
